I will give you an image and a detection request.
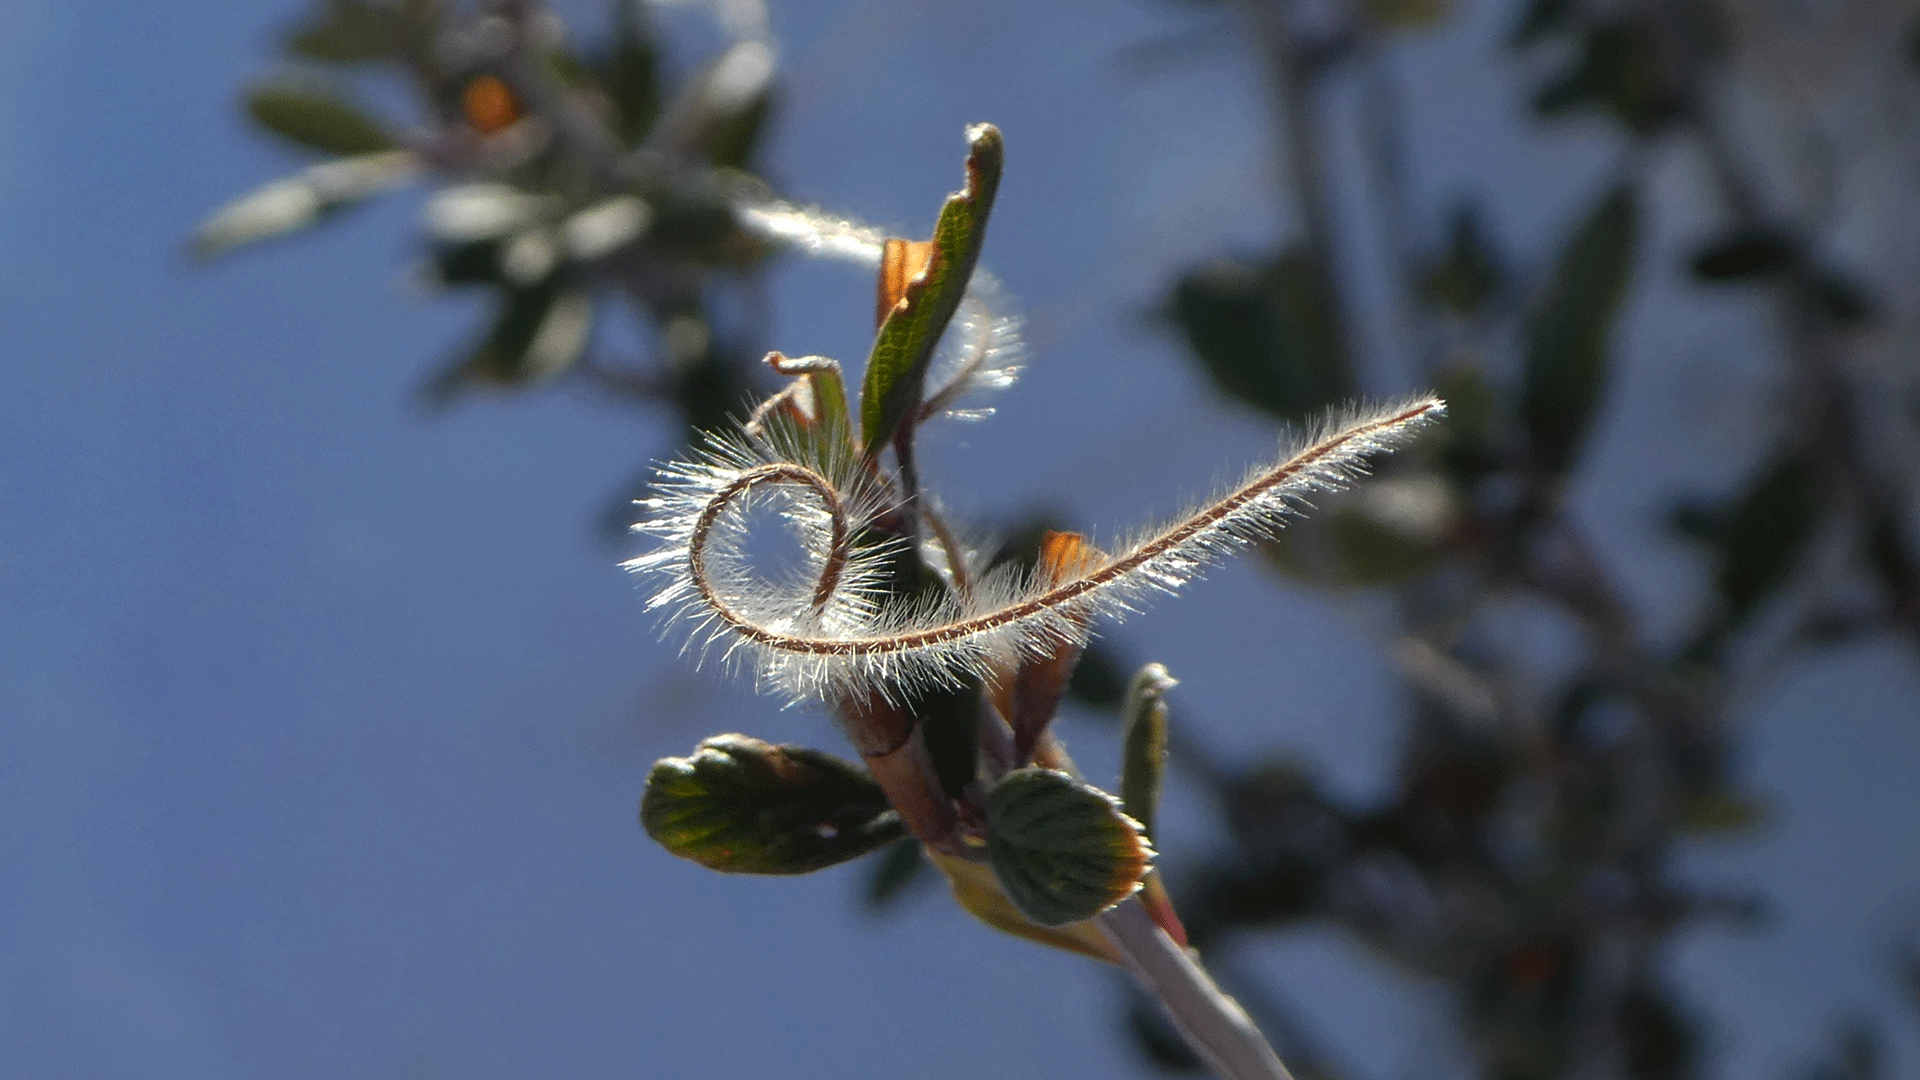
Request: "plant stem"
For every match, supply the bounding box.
[1096,897,1296,1080]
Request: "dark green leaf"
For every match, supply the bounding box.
[860,123,1002,456]
[1119,664,1175,841]
[1716,452,1818,626]
[1433,367,1501,481]
[1173,247,1351,424]
[602,0,661,146]
[1521,182,1638,475]
[1532,21,1676,133]
[641,734,905,875]
[1810,270,1878,326]
[285,0,388,63]
[425,282,592,402]
[246,79,396,156]
[985,767,1152,926]
[1067,640,1129,712]
[862,836,931,911]
[914,679,982,800]
[1421,202,1502,315]
[1510,0,1575,48]
[1689,230,1798,281]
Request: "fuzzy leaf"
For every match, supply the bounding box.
[1521,183,1637,475]
[986,768,1152,927]
[1119,664,1175,841]
[860,124,1002,456]
[641,734,905,875]
[246,79,396,156]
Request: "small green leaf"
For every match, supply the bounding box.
[860,123,1002,456]
[285,0,389,64]
[1521,182,1638,475]
[985,767,1152,927]
[641,734,905,875]
[191,151,417,259]
[1119,664,1175,842]
[1173,246,1350,424]
[1689,230,1798,281]
[246,79,396,156]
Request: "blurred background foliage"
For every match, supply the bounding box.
[199,1,1920,1078]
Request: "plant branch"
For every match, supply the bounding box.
[1097,896,1296,1080]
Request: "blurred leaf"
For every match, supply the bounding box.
[1120,664,1176,841]
[861,124,1002,456]
[426,282,592,401]
[428,239,503,288]
[1363,0,1450,30]
[930,851,1122,963]
[1068,640,1129,711]
[423,183,555,243]
[1689,230,1798,282]
[1510,0,1575,48]
[1421,202,1502,315]
[1532,21,1676,133]
[1521,182,1637,475]
[706,86,774,171]
[246,79,396,156]
[1810,270,1878,326]
[641,734,905,875]
[285,0,388,63]
[1716,452,1818,626]
[602,0,662,146]
[191,151,416,259]
[1434,367,1501,481]
[1173,247,1350,424]
[986,767,1152,926]
[1676,790,1768,837]
[863,836,932,911]
[914,679,983,801]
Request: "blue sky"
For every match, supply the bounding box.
[2,2,1917,1078]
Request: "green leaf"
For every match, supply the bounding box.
[425,282,592,401]
[601,0,662,146]
[860,123,1002,456]
[191,151,417,259]
[246,79,396,156]
[1421,203,1502,316]
[1716,452,1818,626]
[641,734,905,875]
[1689,230,1798,282]
[1521,182,1638,475]
[285,0,389,63]
[1119,664,1175,842]
[1531,21,1676,133]
[1509,0,1575,48]
[1173,246,1350,424]
[985,768,1152,927]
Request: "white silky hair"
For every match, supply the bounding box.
[626,397,1444,705]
